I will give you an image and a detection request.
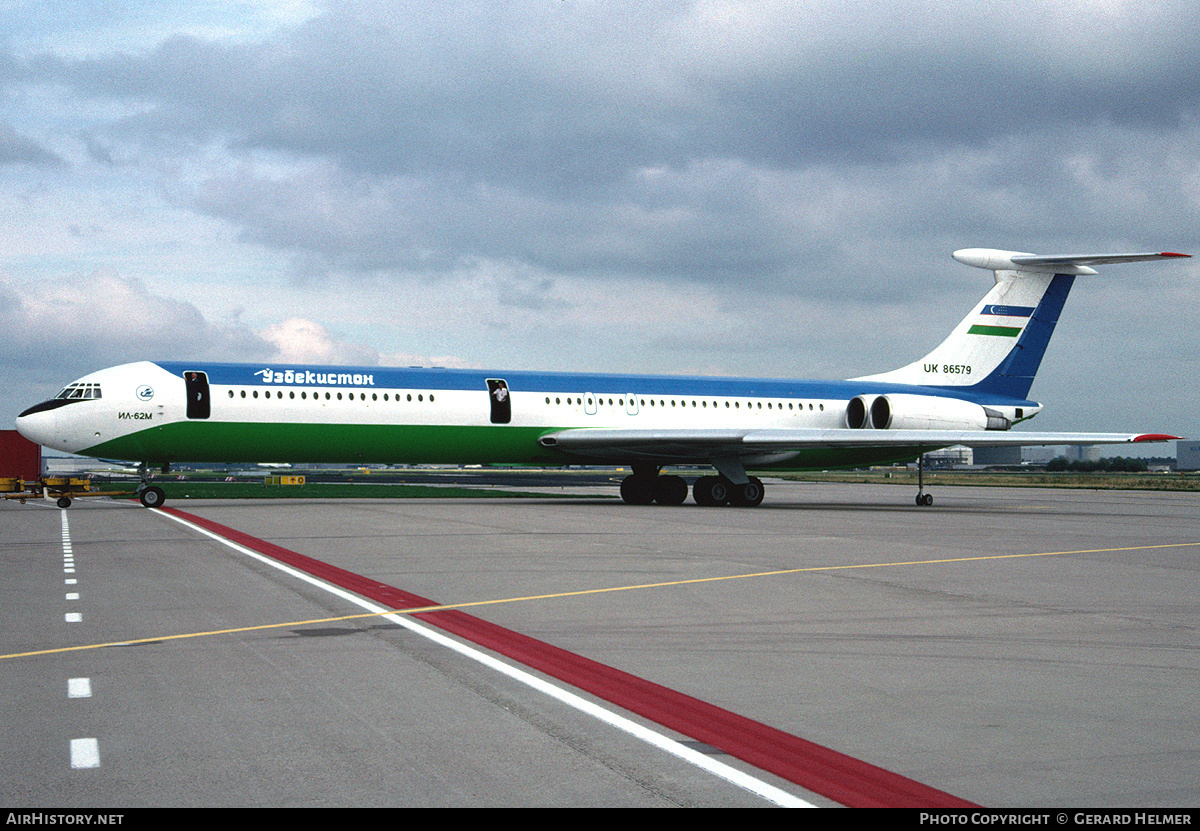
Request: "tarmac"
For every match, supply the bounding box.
[2,480,1197,807]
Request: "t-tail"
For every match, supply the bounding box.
[854,248,1191,399]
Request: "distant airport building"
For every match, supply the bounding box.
[1178,441,1200,471]
[1022,446,1058,465]
[1060,444,1110,463]
[924,446,971,467]
[972,446,1022,466]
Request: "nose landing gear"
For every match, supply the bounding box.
[135,462,167,508]
[137,485,166,508]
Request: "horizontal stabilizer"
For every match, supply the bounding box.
[1012,252,1190,267]
[953,248,1191,275]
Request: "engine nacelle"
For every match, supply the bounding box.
[846,393,1010,431]
[845,394,872,429]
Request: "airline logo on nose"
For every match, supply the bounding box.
[136,386,154,401]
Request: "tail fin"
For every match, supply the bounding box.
[854,248,1190,400]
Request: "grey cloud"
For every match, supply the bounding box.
[18,4,1200,206]
[5,3,1197,391]
[0,123,63,166]
[30,6,1196,183]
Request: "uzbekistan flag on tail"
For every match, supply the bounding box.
[968,304,1034,337]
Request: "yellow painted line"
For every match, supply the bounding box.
[5,541,1199,662]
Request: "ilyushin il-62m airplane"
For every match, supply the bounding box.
[15,248,1190,509]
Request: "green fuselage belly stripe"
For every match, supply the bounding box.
[967,324,1022,337]
[81,420,933,471]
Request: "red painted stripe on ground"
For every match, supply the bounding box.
[166,506,979,808]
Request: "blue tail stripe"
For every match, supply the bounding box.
[935,273,1076,399]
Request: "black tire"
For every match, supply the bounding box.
[693,476,729,506]
[729,476,765,508]
[139,486,166,508]
[57,496,71,508]
[619,475,655,505]
[652,475,689,505]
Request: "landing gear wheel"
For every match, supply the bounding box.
[139,486,166,509]
[729,476,765,508]
[652,475,689,505]
[693,475,730,506]
[915,493,933,507]
[56,496,71,508]
[619,475,656,505]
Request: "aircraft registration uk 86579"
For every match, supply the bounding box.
[15,248,1190,509]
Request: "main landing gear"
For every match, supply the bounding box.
[619,464,765,507]
[693,474,764,507]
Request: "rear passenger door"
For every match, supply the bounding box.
[486,379,511,424]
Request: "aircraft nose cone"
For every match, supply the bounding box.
[15,407,56,448]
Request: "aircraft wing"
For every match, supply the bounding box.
[537,427,1177,465]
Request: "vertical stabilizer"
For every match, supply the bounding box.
[853,248,1189,400]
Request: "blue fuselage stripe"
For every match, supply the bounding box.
[152,361,1037,409]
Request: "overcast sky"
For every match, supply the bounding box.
[2,0,1197,438]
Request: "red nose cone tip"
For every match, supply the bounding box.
[1132,433,1182,442]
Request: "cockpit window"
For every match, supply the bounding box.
[55,383,102,400]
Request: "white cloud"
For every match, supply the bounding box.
[257,316,378,365]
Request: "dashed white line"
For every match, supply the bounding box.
[70,738,99,769]
[61,511,76,575]
[60,513,101,772]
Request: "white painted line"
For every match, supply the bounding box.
[157,509,813,808]
[65,578,77,585]
[70,738,99,768]
[66,592,79,600]
[64,568,75,574]
[64,612,81,623]
[68,677,92,698]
